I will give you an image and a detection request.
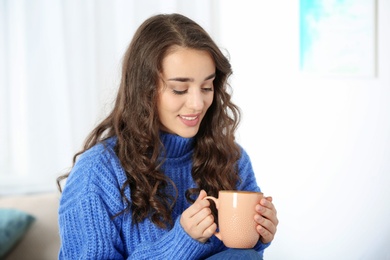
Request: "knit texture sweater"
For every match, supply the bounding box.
[58,133,269,259]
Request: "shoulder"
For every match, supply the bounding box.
[71,138,122,181]
[77,137,117,165]
[60,137,127,207]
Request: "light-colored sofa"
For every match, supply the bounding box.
[0,192,61,260]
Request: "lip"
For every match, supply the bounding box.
[179,114,201,127]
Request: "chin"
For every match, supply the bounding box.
[177,133,197,139]
[177,129,199,138]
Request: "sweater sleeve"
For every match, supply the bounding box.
[59,192,126,259]
[127,217,217,260]
[58,147,128,259]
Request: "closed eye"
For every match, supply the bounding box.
[202,87,213,92]
[172,89,187,95]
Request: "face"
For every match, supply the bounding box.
[157,47,215,138]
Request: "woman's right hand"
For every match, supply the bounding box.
[180,190,217,243]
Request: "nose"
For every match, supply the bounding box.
[186,89,204,111]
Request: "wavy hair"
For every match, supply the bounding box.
[57,13,241,229]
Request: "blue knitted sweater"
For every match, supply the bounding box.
[58,133,269,259]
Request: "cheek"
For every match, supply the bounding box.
[158,93,181,114]
[205,94,214,109]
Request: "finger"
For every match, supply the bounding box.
[181,206,212,229]
[196,190,207,201]
[256,223,275,244]
[256,207,278,228]
[186,201,210,218]
[256,199,278,227]
[258,198,277,218]
[197,211,216,234]
[193,207,213,224]
[196,221,217,243]
[185,190,210,216]
[184,207,215,238]
[254,214,277,236]
[195,190,211,210]
[202,222,217,238]
[260,198,276,212]
[196,191,211,209]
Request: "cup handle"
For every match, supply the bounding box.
[203,196,223,242]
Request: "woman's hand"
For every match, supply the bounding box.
[180,190,217,243]
[254,196,278,244]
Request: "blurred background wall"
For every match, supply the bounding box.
[1,0,389,259]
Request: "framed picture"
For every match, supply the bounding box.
[299,0,377,77]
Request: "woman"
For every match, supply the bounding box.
[57,13,278,259]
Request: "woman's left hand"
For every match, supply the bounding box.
[254,196,278,244]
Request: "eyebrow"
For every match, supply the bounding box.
[167,73,216,82]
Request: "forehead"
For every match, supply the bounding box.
[161,47,215,77]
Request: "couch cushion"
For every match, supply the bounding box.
[0,192,60,260]
[0,208,35,257]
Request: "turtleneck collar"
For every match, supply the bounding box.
[159,132,194,159]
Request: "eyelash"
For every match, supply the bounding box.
[172,87,213,95]
[172,89,186,95]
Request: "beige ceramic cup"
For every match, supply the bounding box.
[204,190,263,248]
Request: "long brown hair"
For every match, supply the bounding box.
[57,13,241,229]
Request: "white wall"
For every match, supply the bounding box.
[217,0,390,259]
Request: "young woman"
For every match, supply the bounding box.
[57,13,278,259]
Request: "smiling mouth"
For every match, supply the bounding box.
[179,114,200,127]
[180,115,198,120]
